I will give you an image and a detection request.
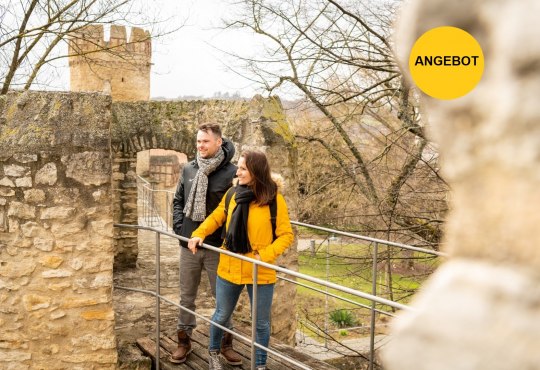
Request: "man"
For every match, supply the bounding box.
[171,123,241,365]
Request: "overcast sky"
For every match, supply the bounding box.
[148,0,261,99]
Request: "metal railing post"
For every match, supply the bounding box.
[324,236,330,348]
[369,242,379,370]
[251,262,259,370]
[155,231,161,370]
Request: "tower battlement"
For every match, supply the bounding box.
[68,24,151,101]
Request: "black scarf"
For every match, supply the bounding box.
[224,185,255,254]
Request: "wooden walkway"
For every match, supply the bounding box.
[137,323,337,370]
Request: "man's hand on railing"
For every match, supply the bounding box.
[187,237,203,254]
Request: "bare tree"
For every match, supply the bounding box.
[224,5,448,354]
[0,0,180,94]
[225,0,448,249]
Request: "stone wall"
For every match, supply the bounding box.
[0,91,117,368]
[382,1,540,369]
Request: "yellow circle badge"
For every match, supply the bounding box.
[409,26,484,100]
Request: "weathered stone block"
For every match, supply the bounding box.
[41,269,73,278]
[21,222,41,237]
[7,202,35,220]
[23,189,45,203]
[50,311,66,320]
[0,261,36,278]
[0,177,15,187]
[0,331,27,349]
[90,272,112,288]
[60,297,102,309]
[69,258,84,271]
[71,334,115,350]
[13,236,33,249]
[47,282,71,291]
[51,218,86,237]
[40,206,76,220]
[92,189,106,202]
[22,294,51,311]
[15,177,32,187]
[62,152,111,186]
[13,154,37,163]
[33,238,54,252]
[40,255,63,269]
[35,162,57,185]
[8,218,19,232]
[4,164,28,177]
[0,351,32,362]
[0,188,15,197]
[91,220,113,237]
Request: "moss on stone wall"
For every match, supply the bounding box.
[1,91,110,154]
[261,96,296,145]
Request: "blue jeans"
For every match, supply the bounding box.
[209,276,275,366]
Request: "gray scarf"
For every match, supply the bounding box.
[183,147,225,221]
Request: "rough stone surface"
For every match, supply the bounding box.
[7,202,35,220]
[23,189,45,203]
[0,91,116,369]
[0,177,15,187]
[15,177,32,188]
[382,1,540,369]
[4,164,28,177]
[35,162,57,185]
[62,152,111,186]
[13,154,37,163]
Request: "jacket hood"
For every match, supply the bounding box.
[217,137,235,170]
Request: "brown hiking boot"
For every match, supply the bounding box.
[220,332,242,365]
[170,330,192,364]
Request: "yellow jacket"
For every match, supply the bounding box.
[191,190,294,284]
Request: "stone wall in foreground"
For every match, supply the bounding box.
[0,91,117,369]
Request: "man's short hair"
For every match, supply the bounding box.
[198,122,222,138]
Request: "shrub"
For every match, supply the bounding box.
[329,309,355,328]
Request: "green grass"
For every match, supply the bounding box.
[295,241,439,342]
[297,246,433,311]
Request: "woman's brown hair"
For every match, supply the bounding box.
[241,150,277,205]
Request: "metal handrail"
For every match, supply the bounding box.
[291,221,446,257]
[135,183,446,257]
[277,276,396,318]
[114,223,415,370]
[133,182,444,370]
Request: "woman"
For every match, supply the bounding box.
[188,150,294,370]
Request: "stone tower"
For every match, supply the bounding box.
[68,25,151,101]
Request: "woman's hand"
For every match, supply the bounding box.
[187,237,203,254]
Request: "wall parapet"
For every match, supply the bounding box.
[68,24,151,102]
